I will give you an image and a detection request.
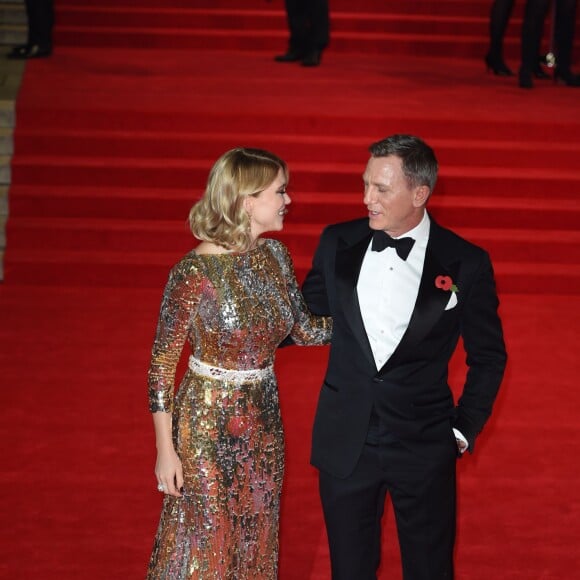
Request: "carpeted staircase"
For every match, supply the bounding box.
[52,0,559,60]
[4,0,580,294]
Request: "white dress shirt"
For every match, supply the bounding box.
[357,211,467,450]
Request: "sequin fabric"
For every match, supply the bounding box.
[147,239,332,579]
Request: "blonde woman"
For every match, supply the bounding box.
[147,148,331,579]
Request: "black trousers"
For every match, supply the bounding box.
[488,0,516,60]
[521,0,578,73]
[284,0,329,54]
[25,0,54,48]
[319,437,457,580]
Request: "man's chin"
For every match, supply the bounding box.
[368,217,385,231]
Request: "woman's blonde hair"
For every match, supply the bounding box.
[189,147,288,251]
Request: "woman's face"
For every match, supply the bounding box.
[246,169,291,239]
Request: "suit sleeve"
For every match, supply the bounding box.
[454,251,507,451]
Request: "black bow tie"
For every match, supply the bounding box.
[371,230,415,260]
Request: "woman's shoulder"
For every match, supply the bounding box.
[260,239,297,277]
[261,237,290,257]
[170,249,205,278]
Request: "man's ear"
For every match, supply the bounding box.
[413,185,430,207]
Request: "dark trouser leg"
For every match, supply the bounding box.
[389,443,457,579]
[284,0,307,54]
[308,0,330,51]
[319,445,388,580]
[554,0,577,73]
[520,0,551,73]
[320,438,457,580]
[488,0,516,60]
[26,0,54,48]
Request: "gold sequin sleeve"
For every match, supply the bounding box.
[270,239,332,346]
[148,253,202,413]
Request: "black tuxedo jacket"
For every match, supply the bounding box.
[303,216,507,479]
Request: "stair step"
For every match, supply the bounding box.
[13,129,580,170]
[0,4,26,25]
[0,128,14,155]
[0,24,27,47]
[57,0,517,19]
[55,6,504,37]
[17,108,580,145]
[53,26,498,59]
[0,185,7,256]
[0,185,8,213]
[0,155,11,184]
[0,59,25,123]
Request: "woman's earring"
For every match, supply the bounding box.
[244,198,253,222]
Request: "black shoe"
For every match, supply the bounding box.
[484,54,513,76]
[301,50,322,67]
[554,68,580,87]
[7,44,29,57]
[274,51,303,63]
[518,68,533,89]
[7,43,52,59]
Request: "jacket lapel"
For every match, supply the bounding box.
[378,226,458,374]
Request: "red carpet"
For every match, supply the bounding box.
[1,0,580,577]
[1,286,579,578]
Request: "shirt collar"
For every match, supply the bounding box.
[392,210,430,243]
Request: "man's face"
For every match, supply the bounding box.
[362,155,427,237]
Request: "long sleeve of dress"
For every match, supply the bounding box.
[148,255,202,413]
[271,240,332,346]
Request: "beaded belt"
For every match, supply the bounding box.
[188,356,273,382]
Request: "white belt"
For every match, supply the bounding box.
[188,356,273,382]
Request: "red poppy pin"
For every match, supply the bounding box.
[435,275,458,293]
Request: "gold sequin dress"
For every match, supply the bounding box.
[147,239,331,579]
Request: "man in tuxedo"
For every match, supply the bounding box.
[274,0,329,67]
[302,134,507,579]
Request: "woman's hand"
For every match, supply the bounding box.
[155,445,183,497]
[152,412,183,497]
